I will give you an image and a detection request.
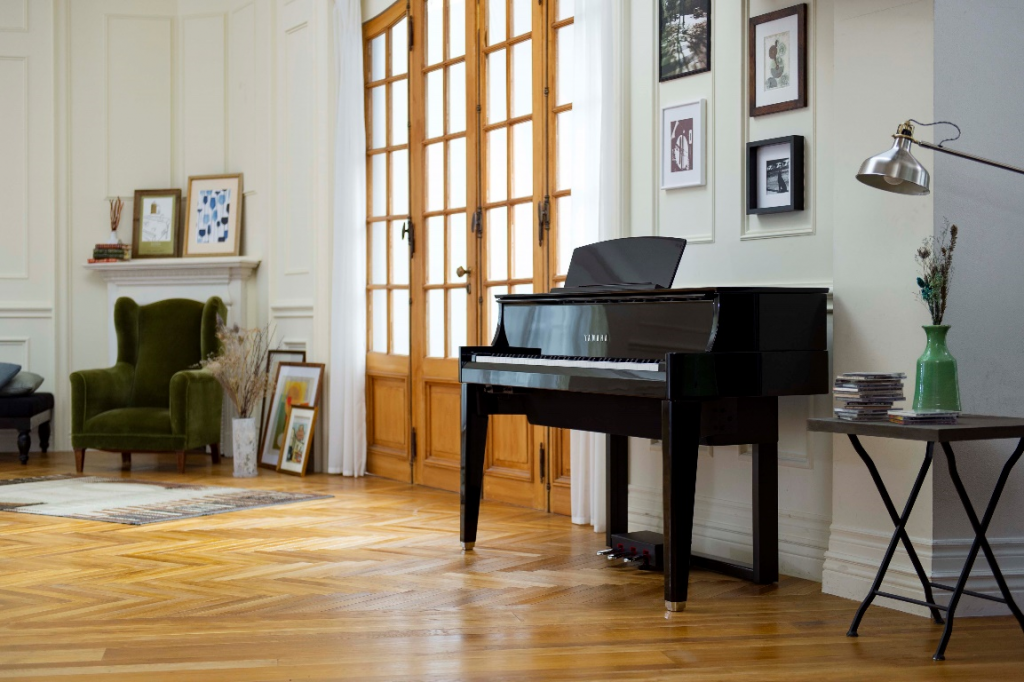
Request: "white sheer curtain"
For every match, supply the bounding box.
[568,0,623,531]
[327,0,367,476]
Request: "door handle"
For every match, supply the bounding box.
[456,265,471,277]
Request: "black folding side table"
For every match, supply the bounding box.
[808,415,1024,660]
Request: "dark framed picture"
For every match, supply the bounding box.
[258,349,307,457]
[259,362,324,469]
[749,3,807,117]
[131,189,182,259]
[277,403,317,476]
[747,135,804,215]
[659,0,711,82]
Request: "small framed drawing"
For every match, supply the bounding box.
[258,349,307,455]
[746,135,804,215]
[661,99,706,189]
[184,173,244,257]
[259,362,324,469]
[131,189,182,259]
[659,0,711,82]
[278,403,317,476]
[749,4,807,117]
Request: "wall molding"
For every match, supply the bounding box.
[824,524,1024,618]
[270,299,315,319]
[0,302,54,318]
[0,336,30,367]
[0,55,29,279]
[0,0,28,32]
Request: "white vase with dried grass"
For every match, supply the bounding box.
[200,323,272,477]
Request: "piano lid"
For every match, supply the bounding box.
[562,237,687,292]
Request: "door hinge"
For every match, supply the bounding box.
[471,208,483,238]
[402,220,415,257]
[410,427,417,461]
[408,14,414,51]
[539,443,546,483]
[537,196,550,245]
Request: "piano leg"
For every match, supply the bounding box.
[460,383,488,552]
[752,442,780,584]
[606,434,629,548]
[662,400,701,612]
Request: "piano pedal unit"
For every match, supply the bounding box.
[599,531,665,571]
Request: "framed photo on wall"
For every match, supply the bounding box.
[259,349,307,456]
[131,189,182,259]
[277,403,317,476]
[749,4,807,117]
[746,135,804,214]
[184,173,244,257]
[661,99,706,189]
[659,0,711,82]
[259,362,324,469]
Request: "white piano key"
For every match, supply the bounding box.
[473,354,662,372]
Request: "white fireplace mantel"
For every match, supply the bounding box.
[84,256,261,364]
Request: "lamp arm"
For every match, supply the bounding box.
[914,138,1024,176]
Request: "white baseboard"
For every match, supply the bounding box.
[823,525,1024,618]
[627,483,831,581]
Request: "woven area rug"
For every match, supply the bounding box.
[0,475,330,525]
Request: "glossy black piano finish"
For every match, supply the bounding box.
[459,282,829,612]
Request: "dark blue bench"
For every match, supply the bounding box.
[0,393,53,464]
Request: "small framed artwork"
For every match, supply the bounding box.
[184,173,244,257]
[661,99,706,189]
[258,349,307,455]
[131,189,182,259]
[659,0,711,82]
[259,362,324,469]
[746,135,804,215]
[749,4,807,117]
[277,403,317,476]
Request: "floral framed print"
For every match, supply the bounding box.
[258,349,307,456]
[749,4,807,117]
[659,0,711,82]
[661,99,706,189]
[746,135,804,215]
[277,403,317,476]
[184,173,244,257]
[259,362,324,469]
[131,189,182,259]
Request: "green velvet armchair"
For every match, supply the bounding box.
[71,297,227,473]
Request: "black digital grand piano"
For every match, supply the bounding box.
[459,236,828,611]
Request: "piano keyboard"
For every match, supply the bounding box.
[472,353,663,373]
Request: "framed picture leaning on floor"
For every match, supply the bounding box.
[259,362,324,469]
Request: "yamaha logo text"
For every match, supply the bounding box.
[584,334,608,343]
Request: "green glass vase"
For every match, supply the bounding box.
[912,325,961,412]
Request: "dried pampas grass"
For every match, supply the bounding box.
[200,322,274,418]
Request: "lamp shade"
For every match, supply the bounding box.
[856,135,931,195]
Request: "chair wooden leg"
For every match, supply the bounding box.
[176,450,186,474]
[74,448,85,473]
[121,452,132,470]
[210,443,221,464]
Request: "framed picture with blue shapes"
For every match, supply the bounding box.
[184,173,244,257]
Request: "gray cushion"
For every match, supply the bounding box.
[0,371,43,396]
[0,363,20,390]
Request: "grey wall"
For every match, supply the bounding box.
[934,0,1024,577]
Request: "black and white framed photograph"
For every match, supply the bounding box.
[661,99,706,189]
[746,135,804,214]
[659,0,711,82]
[749,4,807,117]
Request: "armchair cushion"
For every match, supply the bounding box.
[170,370,223,450]
[133,299,205,408]
[79,407,183,452]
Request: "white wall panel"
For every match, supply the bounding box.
[0,56,28,279]
[0,0,26,31]
[106,15,174,196]
[283,21,315,278]
[181,13,227,179]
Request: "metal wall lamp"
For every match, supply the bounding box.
[856,120,1024,195]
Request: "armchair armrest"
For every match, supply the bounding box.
[70,362,134,433]
[169,369,224,449]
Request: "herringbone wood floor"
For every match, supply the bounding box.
[0,452,1021,680]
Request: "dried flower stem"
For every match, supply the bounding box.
[109,197,124,233]
[915,221,958,325]
[200,323,274,418]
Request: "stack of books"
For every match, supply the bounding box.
[89,242,131,263]
[833,372,906,421]
[888,409,959,425]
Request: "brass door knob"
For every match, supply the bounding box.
[456,265,471,277]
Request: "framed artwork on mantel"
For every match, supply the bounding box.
[131,189,182,259]
[749,4,807,117]
[184,173,244,257]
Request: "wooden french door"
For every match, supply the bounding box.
[367,0,575,512]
